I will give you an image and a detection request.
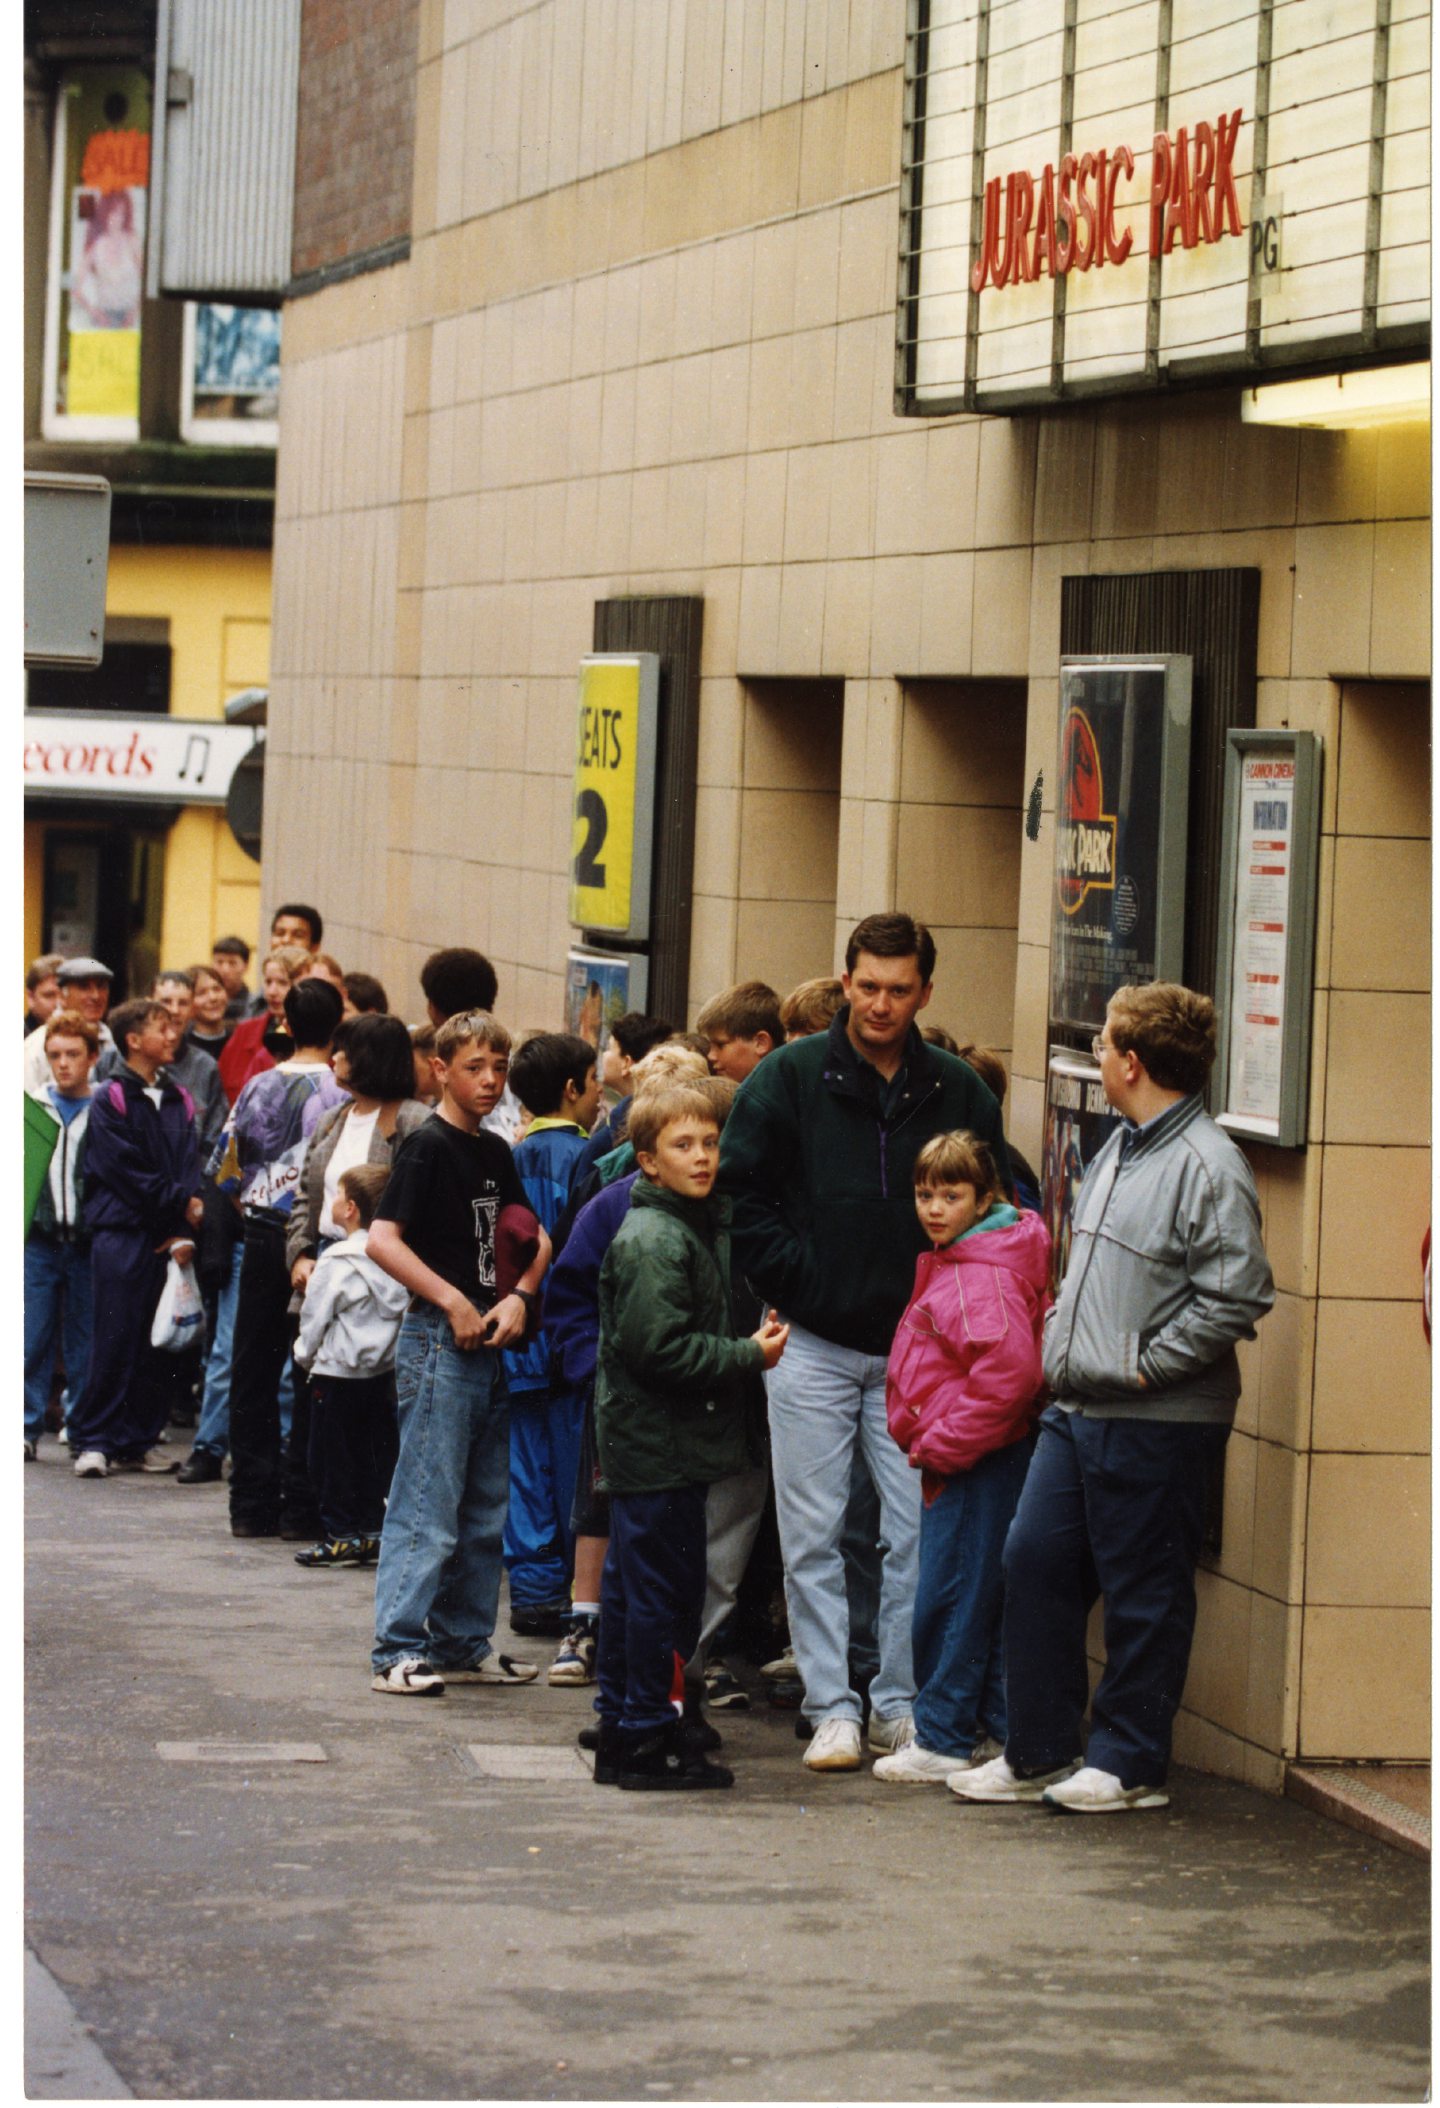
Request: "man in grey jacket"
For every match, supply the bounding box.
[951,982,1273,1815]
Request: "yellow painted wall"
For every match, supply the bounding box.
[25,544,272,986]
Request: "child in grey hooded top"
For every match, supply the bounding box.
[292,1163,410,1568]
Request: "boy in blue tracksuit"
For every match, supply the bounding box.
[502,1033,601,1634]
[67,999,204,1477]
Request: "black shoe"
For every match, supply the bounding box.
[680,1688,722,1754]
[231,1517,279,1538]
[279,1516,322,1542]
[592,1722,625,1785]
[357,1535,382,1566]
[768,1675,805,1711]
[617,1725,734,1792]
[509,1601,571,1638]
[679,1712,723,1755]
[177,1448,223,1485]
[294,1536,367,1568]
[576,1724,601,1752]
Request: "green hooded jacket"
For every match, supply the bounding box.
[595,1178,764,1493]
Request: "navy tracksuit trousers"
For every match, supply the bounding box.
[1001,1404,1230,1788]
[596,1484,708,1734]
[66,1230,170,1459]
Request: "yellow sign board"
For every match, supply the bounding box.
[569,654,659,940]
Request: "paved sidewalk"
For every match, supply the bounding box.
[25,1449,1430,2101]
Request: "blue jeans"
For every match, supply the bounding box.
[503,1384,585,1608]
[24,1235,94,1441]
[1001,1405,1230,1787]
[765,1321,922,1725]
[910,1438,1034,1759]
[194,1243,293,1461]
[371,1306,511,1673]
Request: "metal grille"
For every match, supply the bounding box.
[147,0,302,305]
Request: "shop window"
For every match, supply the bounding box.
[42,68,152,439]
[27,638,171,716]
[42,69,279,447]
[181,301,280,446]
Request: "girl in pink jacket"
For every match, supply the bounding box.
[876,1130,1052,1785]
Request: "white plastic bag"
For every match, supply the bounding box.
[151,1252,206,1353]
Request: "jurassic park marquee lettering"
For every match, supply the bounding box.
[972,110,1244,292]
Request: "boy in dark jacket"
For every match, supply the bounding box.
[594,1083,789,1790]
[68,999,204,1478]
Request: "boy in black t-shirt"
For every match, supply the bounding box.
[367,1011,552,1695]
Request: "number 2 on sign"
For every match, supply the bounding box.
[573,787,608,888]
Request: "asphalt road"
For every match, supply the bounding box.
[25,1445,1430,2102]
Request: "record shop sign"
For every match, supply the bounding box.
[24,712,259,806]
[568,654,660,944]
[1048,659,1192,1037]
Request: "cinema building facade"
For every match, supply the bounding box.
[212,0,1428,1792]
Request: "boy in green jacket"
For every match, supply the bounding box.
[594,1082,789,1790]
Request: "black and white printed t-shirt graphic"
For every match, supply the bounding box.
[375,1113,526,1310]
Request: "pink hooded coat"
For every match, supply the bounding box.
[886,1208,1053,1500]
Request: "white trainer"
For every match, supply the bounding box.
[867,1711,916,1755]
[803,1718,863,1771]
[1041,1764,1170,1813]
[73,1450,108,1479]
[759,1650,797,1681]
[873,1740,967,1785]
[371,1657,446,1696]
[946,1753,1082,1802]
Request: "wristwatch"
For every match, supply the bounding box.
[512,1287,537,1309]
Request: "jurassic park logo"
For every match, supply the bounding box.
[1056,706,1117,916]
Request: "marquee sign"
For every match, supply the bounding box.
[898,0,1430,412]
[970,110,1244,290]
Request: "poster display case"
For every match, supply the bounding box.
[1213,730,1323,1149]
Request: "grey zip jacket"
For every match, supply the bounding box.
[293,1230,410,1380]
[1042,1094,1274,1424]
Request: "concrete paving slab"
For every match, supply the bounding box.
[462,1742,593,1780]
[24,1447,1430,2101]
[156,1740,329,1763]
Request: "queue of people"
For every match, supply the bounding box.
[23,904,1273,1814]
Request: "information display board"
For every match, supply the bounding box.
[1213,730,1322,1148]
[1048,657,1192,1036]
[568,653,660,943]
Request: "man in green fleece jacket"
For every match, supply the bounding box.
[717,912,1011,1774]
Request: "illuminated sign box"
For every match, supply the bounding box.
[568,653,660,944]
[898,0,1430,412]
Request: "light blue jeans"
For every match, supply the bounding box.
[371,1305,511,1673]
[194,1243,293,1459]
[766,1321,922,1726]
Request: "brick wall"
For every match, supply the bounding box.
[291,0,417,281]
